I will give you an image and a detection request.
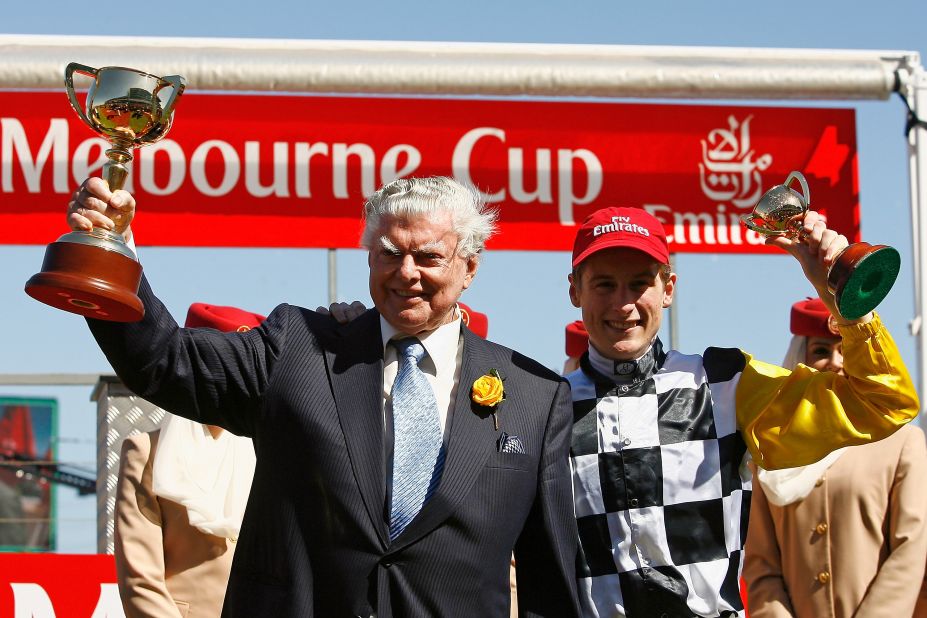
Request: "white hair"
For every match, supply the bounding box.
[781,335,807,371]
[360,177,498,258]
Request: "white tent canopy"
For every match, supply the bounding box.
[1,34,925,410]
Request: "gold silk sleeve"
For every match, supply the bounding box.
[736,313,919,470]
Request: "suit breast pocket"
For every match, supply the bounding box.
[484,451,534,471]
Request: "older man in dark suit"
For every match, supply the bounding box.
[67,176,579,617]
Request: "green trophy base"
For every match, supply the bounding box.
[830,244,901,321]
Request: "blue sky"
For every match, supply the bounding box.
[2,0,925,552]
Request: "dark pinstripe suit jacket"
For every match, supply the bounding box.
[90,277,580,617]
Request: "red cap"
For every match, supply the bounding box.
[185,303,267,333]
[572,207,669,267]
[565,320,588,358]
[790,298,839,338]
[459,302,488,338]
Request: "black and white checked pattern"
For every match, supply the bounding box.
[568,339,752,618]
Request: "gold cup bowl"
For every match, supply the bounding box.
[25,64,185,322]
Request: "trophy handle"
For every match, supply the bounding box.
[64,63,98,127]
[156,75,187,119]
[783,171,811,208]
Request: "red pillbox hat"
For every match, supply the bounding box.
[572,207,669,267]
[459,302,488,338]
[185,303,267,333]
[790,297,838,338]
[565,320,589,358]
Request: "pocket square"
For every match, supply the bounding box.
[497,432,525,454]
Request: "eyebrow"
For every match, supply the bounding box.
[416,240,447,255]
[377,237,447,256]
[378,236,400,253]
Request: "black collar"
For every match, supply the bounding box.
[581,338,666,386]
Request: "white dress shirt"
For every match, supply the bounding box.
[379,307,464,435]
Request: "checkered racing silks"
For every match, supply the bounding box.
[568,338,751,618]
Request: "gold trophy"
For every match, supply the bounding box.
[741,171,900,320]
[25,63,185,322]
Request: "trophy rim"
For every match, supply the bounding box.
[90,65,172,84]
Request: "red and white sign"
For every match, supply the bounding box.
[0,92,858,253]
[0,553,122,617]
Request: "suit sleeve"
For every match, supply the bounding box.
[87,275,286,437]
[854,426,927,616]
[513,380,580,618]
[742,466,796,618]
[114,434,184,618]
[735,313,920,470]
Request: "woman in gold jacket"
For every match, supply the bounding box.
[743,298,927,618]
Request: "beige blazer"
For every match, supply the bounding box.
[744,424,927,618]
[114,431,237,618]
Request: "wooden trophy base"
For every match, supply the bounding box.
[25,234,144,322]
[828,243,901,321]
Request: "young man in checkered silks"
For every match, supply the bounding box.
[565,206,918,618]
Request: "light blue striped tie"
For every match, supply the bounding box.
[389,338,444,541]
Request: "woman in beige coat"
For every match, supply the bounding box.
[743,298,927,618]
[114,303,263,618]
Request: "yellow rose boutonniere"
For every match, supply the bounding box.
[472,369,506,429]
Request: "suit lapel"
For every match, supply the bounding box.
[323,310,389,547]
[392,327,499,549]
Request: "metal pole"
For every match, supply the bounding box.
[0,374,102,385]
[669,253,679,351]
[328,248,337,305]
[902,58,927,411]
[0,35,907,101]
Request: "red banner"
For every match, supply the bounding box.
[0,553,121,617]
[0,92,858,253]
